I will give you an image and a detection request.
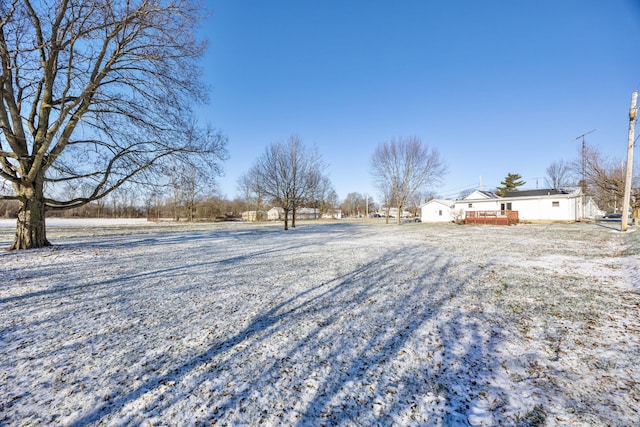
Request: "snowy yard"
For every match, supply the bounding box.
[1,220,639,426]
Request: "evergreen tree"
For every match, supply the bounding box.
[496,173,526,196]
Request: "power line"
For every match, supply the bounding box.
[438,182,479,193]
[437,182,481,200]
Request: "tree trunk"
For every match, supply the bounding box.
[187,200,194,222]
[283,208,289,230]
[291,206,297,228]
[11,182,50,250]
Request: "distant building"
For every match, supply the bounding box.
[241,210,267,221]
[267,207,321,221]
[322,209,342,219]
[377,207,413,218]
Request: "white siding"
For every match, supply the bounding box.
[420,200,455,223]
[512,196,580,221]
[453,189,587,222]
[267,207,320,220]
[511,197,579,221]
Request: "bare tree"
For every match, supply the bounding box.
[237,168,266,221]
[407,190,434,216]
[308,174,336,219]
[341,192,365,217]
[379,180,394,223]
[168,163,206,222]
[545,160,573,189]
[167,125,227,222]
[0,0,225,249]
[370,136,446,224]
[244,144,293,228]
[289,141,325,227]
[243,135,329,230]
[578,145,635,214]
[458,188,475,200]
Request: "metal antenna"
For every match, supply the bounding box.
[575,129,596,194]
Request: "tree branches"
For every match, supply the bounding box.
[1,1,224,248]
[370,136,445,224]
[0,0,219,208]
[241,135,329,230]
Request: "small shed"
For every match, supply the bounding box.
[420,199,455,223]
[267,207,284,220]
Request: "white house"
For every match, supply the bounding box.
[376,207,413,218]
[241,210,267,221]
[322,209,342,219]
[453,188,601,222]
[420,199,455,223]
[267,207,321,221]
[267,207,283,220]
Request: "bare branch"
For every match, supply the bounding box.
[370,136,446,224]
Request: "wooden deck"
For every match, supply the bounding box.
[465,210,519,225]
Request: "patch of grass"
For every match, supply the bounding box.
[593,359,617,371]
[513,404,547,427]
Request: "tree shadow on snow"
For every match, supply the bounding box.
[3,223,520,426]
[62,238,515,426]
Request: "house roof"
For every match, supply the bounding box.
[462,190,498,200]
[501,188,576,198]
[421,199,454,208]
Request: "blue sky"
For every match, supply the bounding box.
[199,1,640,202]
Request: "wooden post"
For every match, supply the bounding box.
[621,91,637,232]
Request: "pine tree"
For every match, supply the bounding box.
[496,173,526,197]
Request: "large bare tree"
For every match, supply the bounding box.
[242,135,328,230]
[578,145,638,215]
[545,160,573,190]
[0,0,224,249]
[370,136,446,224]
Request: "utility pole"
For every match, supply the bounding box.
[365,194,369,218]
[621,91,637,232]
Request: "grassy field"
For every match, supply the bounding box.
[1,220,638,426]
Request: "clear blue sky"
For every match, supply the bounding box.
[198,0,640,202]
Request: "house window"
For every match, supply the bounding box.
[552,201,560,207]
[438,210,443,216]
[468,203,473,208]
[500,202,512,211]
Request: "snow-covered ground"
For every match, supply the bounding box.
[0,218,150,228]
[1,220,638,426]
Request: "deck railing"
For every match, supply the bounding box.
[465,210,519,225]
